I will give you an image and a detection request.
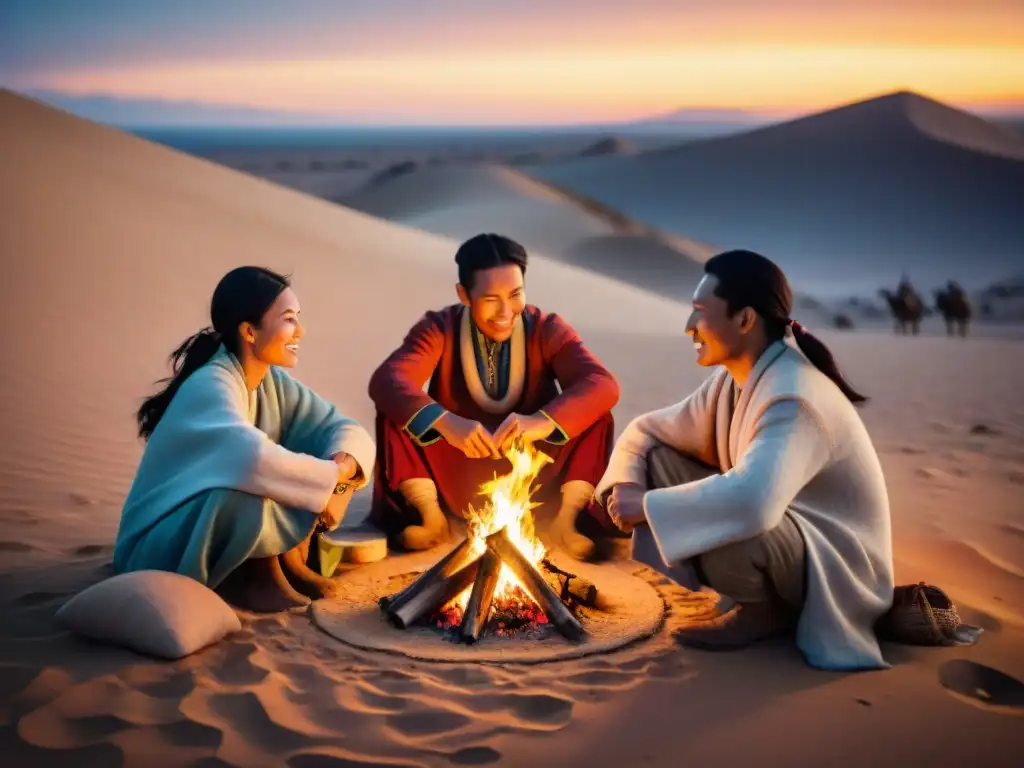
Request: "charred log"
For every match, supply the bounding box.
[459,549,502,644]
[486,528,583,641]
[379,537,475,613]
[384,556,481,629]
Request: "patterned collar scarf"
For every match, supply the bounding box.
[470,320,512,400]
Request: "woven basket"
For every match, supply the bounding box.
[876,582,962,646]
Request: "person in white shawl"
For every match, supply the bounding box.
[594,250,894,671]
[115,267,376,613]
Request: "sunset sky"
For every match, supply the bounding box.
[2,0,1022,124]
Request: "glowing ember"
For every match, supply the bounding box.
[448,439,553,616]
[432,585,550,637]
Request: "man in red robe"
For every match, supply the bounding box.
[368,233,621,560]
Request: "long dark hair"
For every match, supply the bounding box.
[455,233,528,291]
[704,249,868,404]
[136,266,291,439]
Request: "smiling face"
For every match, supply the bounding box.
[685,274,753,367]
[456,264,526,342]
[240,286,304,368]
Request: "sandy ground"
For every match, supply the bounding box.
[2,90,1023,767]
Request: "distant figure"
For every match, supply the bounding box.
[114,267,376,613]
[934,281,972,337]
[879,276,924,334]
[367,234,620,561]
[594,249,894,671]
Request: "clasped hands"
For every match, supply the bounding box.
[435,411,553,459]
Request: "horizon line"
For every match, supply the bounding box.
[14,86,1024,130]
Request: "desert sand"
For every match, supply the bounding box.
[2,89,1023,767]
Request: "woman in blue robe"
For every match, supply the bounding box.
[114,267,375,612]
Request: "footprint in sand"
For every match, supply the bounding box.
[429,665,498,688]
[997,523,1024,540]
[938,660,1024,715]
[154,719,224,750]
[558,669,645,691]
[0,541,39,553]
[354,685,409,713]
[969,423,1000,436]
[131,670,198,700]
[288,752,423,768]
[72,544,113,557]
[206,641,271,686]
[0,509,40,526]
[915,467,951,482]
[178,758,237,768]
[386,709,472,737]
[364,670,427,696]
[1,738,124,768]
[501,692,574,728]
[447,746,502,765]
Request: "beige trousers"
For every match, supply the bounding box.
[632,444,807,610]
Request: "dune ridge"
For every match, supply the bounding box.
[533,90,1024,293]
[344,162,716,300]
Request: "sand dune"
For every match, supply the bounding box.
[2,89,1024,767]
[534,90,1024,295]
[344,162,715,300]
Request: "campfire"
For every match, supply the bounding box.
[379,440,595,644]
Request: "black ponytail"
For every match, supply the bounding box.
[789,322,867,404]
[137,328,223,439]
[135,266,291,440]
[705,250,868,406]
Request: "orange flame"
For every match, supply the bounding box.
[451,439,552,610]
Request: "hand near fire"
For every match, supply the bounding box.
[607,482,647,532]
[492,412,554,453]
[435,412,501,459]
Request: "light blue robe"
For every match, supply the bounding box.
[114,347,376,588]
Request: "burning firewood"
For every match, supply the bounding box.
[384,554,482,629]
[379,441,590,643]
[485,527,584,642]
[459,549,502,643]
[379,536,475,613]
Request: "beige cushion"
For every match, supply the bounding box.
[55,570,242,659]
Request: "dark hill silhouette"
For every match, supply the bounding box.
[534,90,1024,293]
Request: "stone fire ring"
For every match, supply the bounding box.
[312,548,665,663]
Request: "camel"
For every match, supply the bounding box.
[934,281,972,337]
[879,278,924,335]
